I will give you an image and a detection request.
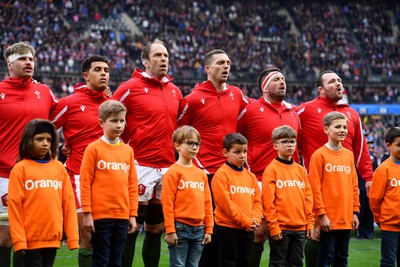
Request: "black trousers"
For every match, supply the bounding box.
[24,248,57,267]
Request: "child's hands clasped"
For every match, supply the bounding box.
[248,219,260,231]
[271,233,283,241]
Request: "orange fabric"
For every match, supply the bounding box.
[80,139,138,220]
[262,159,314,236]
[308,146,360,230]
[369,159,400,231]
[211,163,262,230]
[161,163,213,234]
[8,159,79,252]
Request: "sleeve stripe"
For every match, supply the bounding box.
[118,89,130,102]
[177,103,188,122]
[52,106,68,124]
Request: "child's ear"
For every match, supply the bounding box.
[174,142,181,151]
[99,119,104,128]
[222,148,229,157]
[273,143,278,150]
[323,125,328,134]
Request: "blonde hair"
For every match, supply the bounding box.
[4,41,35,62]
[99,100,127,121]
[323,111,347,126]
[172,126,200,144]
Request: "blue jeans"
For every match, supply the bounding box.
[168,221,205,267]
[317,230,350,267]
[92,219,128,267]
[269,230,306,267]
[381,230,400,267]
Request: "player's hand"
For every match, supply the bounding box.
[352,214,360,230]
[128,217,137,234]
[104,86,112,97]
[202,233,212,245]
[165,233,178,246]
[271,233,283,241]
[319,214,332,232]
[82,213,95,233]
[62,145,71,157]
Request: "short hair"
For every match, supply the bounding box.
[81,55,109,73]
[271,125,297,143]
[223,133,247,151]
[4,41,35,62]
[99,100,127,121]
[141,40,165,60]
[317,70,336,87]
[18,119,58,161]
[172,126,201,144]
[323,111,347,127]
[257,67,282,93]
[204,49,227,66]
[384,127,400,144]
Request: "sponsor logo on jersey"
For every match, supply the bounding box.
[25,179,62,190]
[317,108,322,113]
[177,179,204,191]
[97,160,130,173]
[80,105,86,112]
[230,185,255,195]
[144,87,149,93]
[0,93,5,100]
[259,107,264,112]
[200,98,205,104]
[229,92,234,100]
[325,163,351,174]
[276,179,305,189]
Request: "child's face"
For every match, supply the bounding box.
[323,118,348,143]
[387,137,400,162]
[100,112,126,141]
[175,134,200,160]
[274,138,296,159]
[223,143,247,168]
[32,132,52,159]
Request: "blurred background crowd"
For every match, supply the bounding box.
[0,0,399,160]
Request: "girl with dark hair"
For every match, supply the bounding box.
[8,119,78,267]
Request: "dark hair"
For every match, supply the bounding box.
[257,67,282,93]
[81,55,109,73]
[204,49,227,66]
[141,40,165,60]
[385,127,400,144]
[317,70,336,87]
[18,119,58,161]
[223,133,247,151]
[271,125,297,142]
